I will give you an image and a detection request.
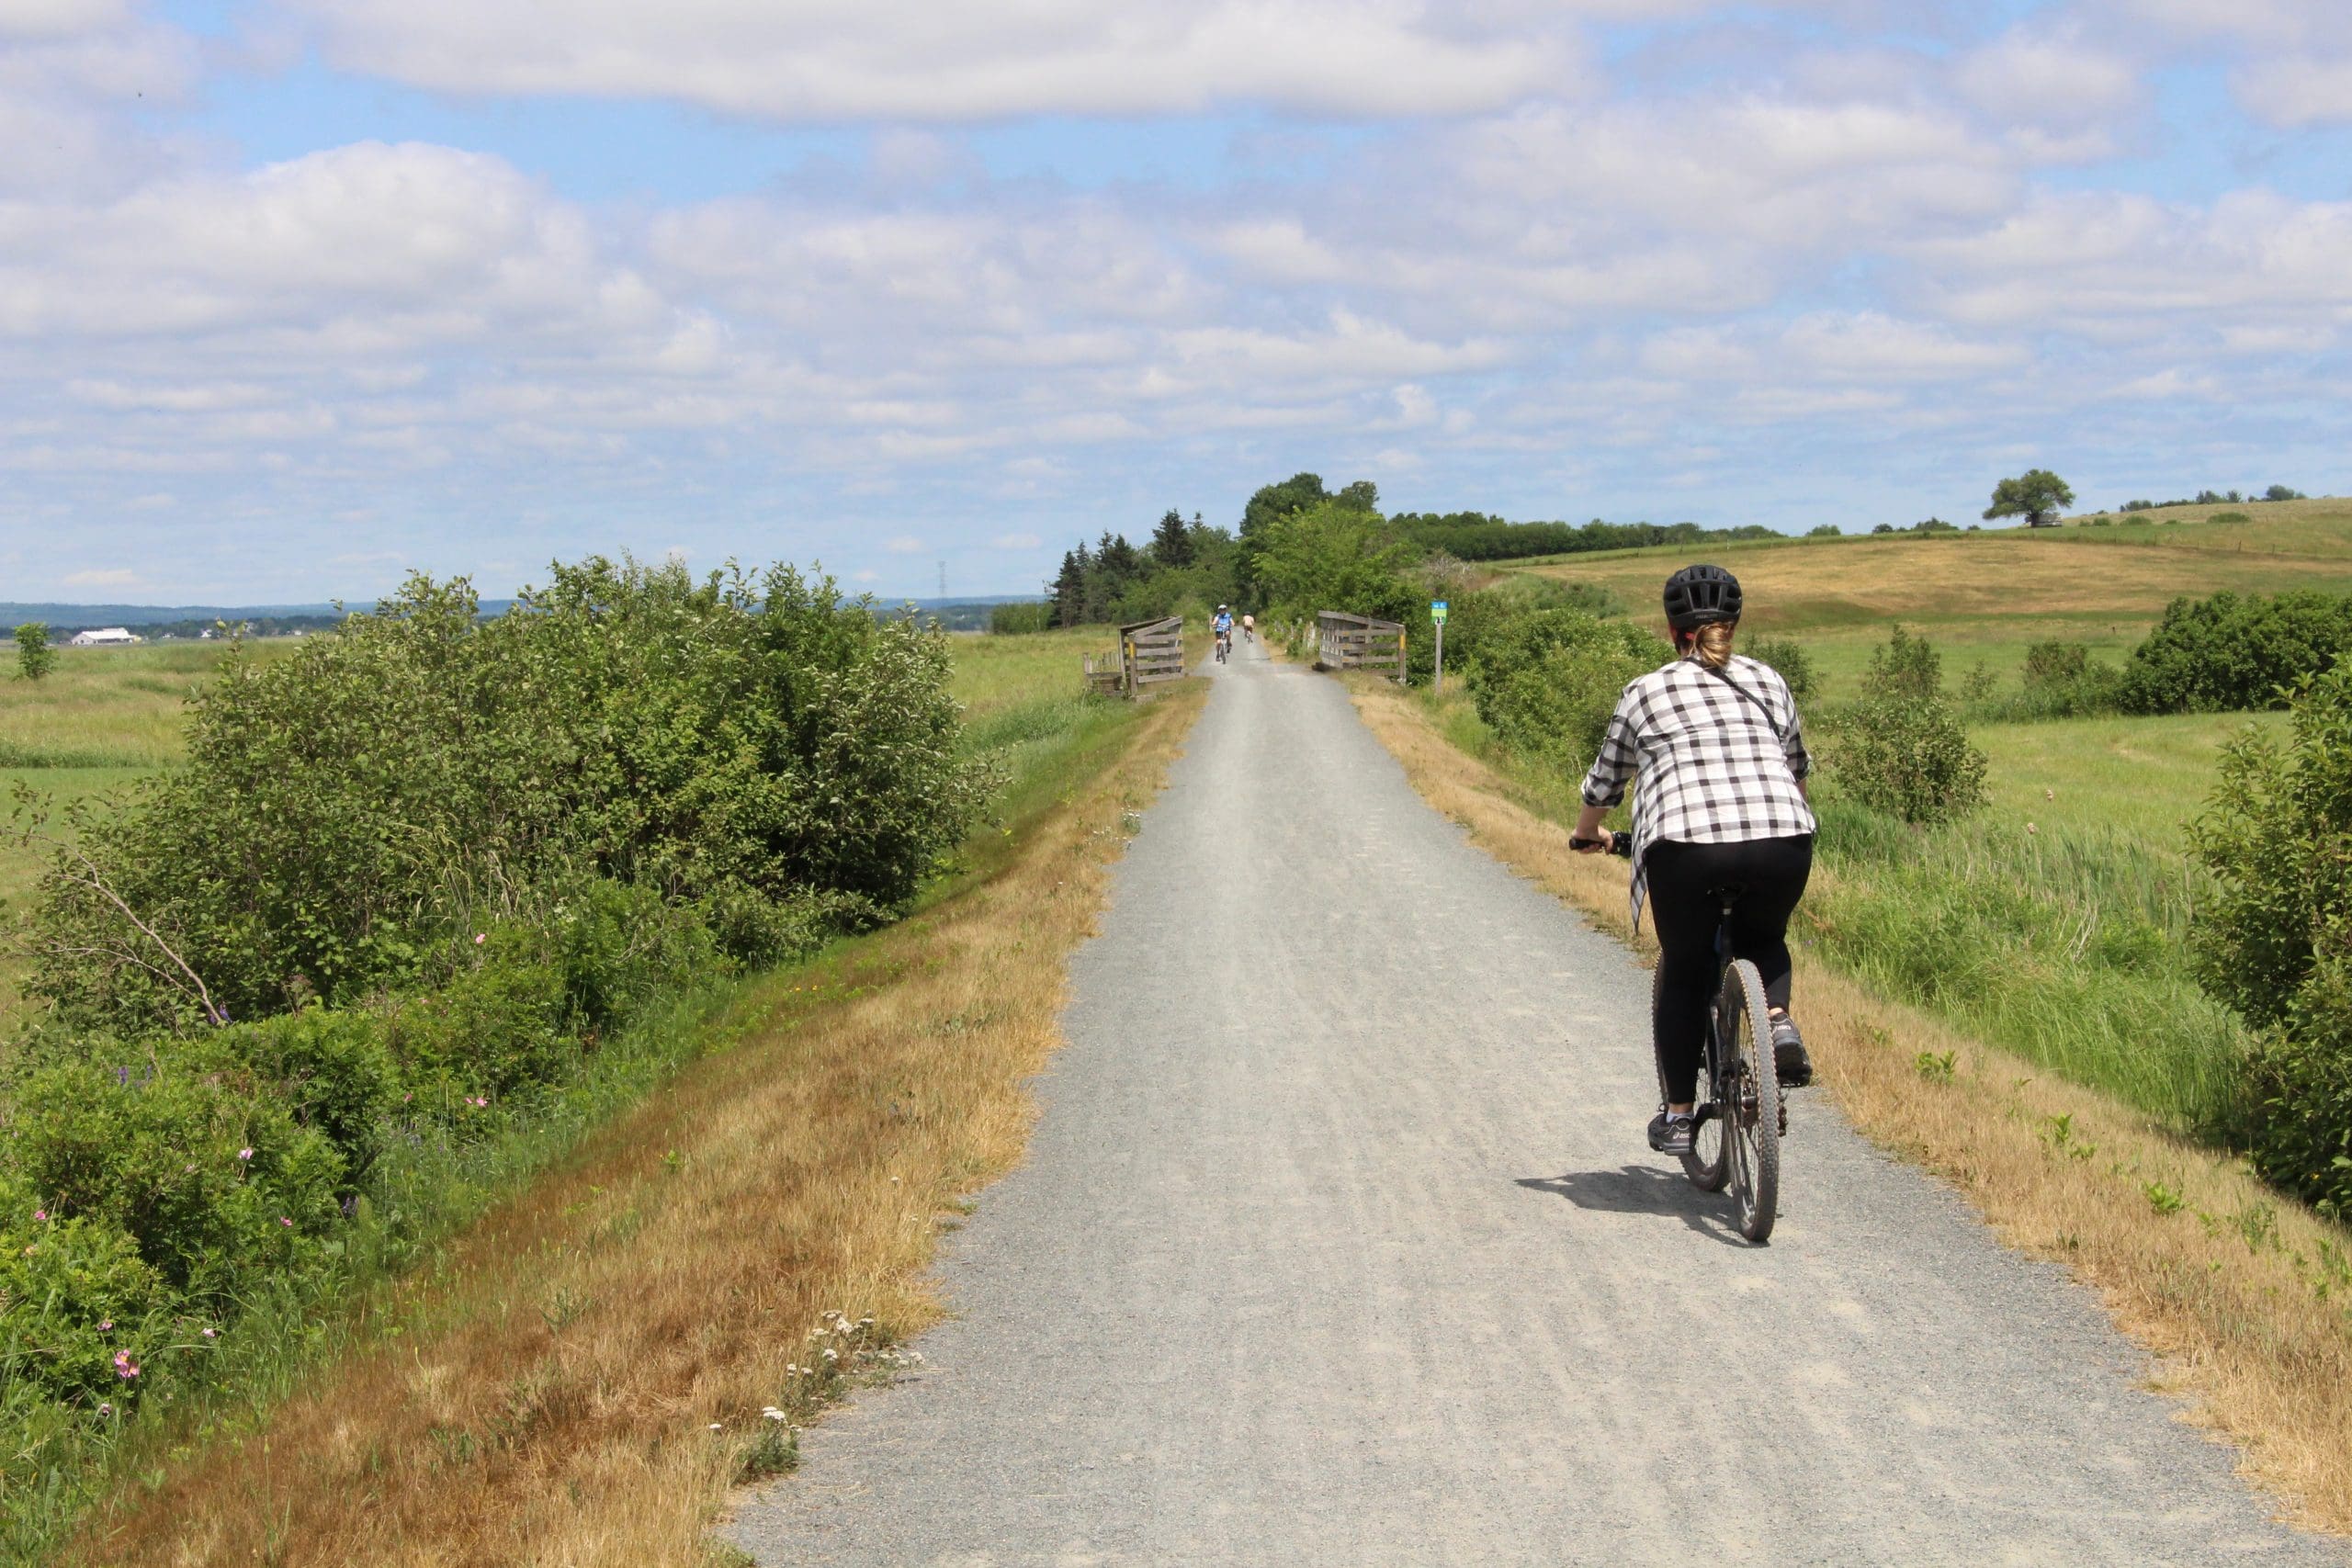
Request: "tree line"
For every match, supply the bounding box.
[998,473,1779,633]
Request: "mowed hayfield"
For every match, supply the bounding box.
[1510,499,2352,692]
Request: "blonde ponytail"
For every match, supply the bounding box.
[1691,619,1736,671]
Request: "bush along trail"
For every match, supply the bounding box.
[62,673,1202,1567]
[0,556,1044,1562]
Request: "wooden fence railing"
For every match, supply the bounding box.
[1317,611,1406,680]
[1075,614,1185,699]
[1081,652,1125,696]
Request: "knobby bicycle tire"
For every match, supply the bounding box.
[1721,957,1780,1242]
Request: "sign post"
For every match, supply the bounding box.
[1430,601,1449,694]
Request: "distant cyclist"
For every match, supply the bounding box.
[1570,564,1816,1156]
[1240,613,1255,643]
[1212,604,1234,662]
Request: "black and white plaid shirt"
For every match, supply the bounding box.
[1580,653,1815,925]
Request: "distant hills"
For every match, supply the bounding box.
[5,593,1046,637]
[1,602,346,629]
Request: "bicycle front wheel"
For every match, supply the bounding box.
[1721,957,1781,1242]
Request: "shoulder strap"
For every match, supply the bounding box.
[1693,660,1785,738]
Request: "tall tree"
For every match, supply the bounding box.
[1240,473,1330,539]
[1983,468,2075,528]
[1051,546,1089,627]
[1150,507,1194,568]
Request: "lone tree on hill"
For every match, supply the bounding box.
[15,623,53,682]
[1984,468,2075,528]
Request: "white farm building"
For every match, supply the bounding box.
[67,627,141,647]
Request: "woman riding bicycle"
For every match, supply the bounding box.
[1570,564,1816,1157]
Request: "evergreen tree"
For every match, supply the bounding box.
[1150,508,1194,568]
[1052,545,1090,627]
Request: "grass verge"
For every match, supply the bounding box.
[53,671,1204,1567]
[1348,674,2352,1534]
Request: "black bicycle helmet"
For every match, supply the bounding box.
[1662,563,1742,630]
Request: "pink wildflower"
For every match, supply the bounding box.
[201,1326,218,1339]
[97,1320,112,1332]
[237,1147,254,1161]
[474,932,487,945]
[112,1351,139,1380]
[278,1216,292,1227]
[32,1209,45,1223]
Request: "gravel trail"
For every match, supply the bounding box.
[728,642,2346,1567]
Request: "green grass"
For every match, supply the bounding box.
[1804,800,2247,1133]
[1421,676,2267,1137]
[1974,711,2285,841]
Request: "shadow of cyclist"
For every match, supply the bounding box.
[1516,1167,1750,1247]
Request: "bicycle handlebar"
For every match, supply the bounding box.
[1569,830,1633,858]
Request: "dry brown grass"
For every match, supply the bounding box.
[1521,528,2352,636]
[70,682,1206,1568]
[1348,676,2352,1535]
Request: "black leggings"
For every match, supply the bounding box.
[1647,836,1814,1104]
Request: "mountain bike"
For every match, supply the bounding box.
[1215,630,1231,664]
[1579,829,1781,1243]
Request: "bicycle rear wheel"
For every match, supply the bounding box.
[1721,957,1780,1242]
[1653,967,1727,1190]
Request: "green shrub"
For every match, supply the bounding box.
[1818,626,1986,825]
[2118,591,2352,716]
[184,1010,401,1190]
[987,602,1054,635]
[0,1167,168,1410]
[1806,524,1842,538]
[2191,664,2352,1215]
[15,624,54,682]
[26,558,983,1032]
[1465,609,1665,771]
[1861,623,1942,702]
[1972,639,2125,721]
[1743,636,1820,702]
[9,1055,345,1303]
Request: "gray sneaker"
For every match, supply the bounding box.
[1770,1011,1814,1088]
[1647,1111,1696,1156]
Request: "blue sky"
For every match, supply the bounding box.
[4,0,2349,604]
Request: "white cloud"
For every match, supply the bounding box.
[883,536,924,554]
[278,0,1578,120]
[2233,54,2352,127]
[62,567,139,587]
[989,532,1044,549]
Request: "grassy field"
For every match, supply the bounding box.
[1503,498,2352,694]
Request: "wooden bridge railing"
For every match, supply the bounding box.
[1316,611,1406,681]
[1075,615,1185,699]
